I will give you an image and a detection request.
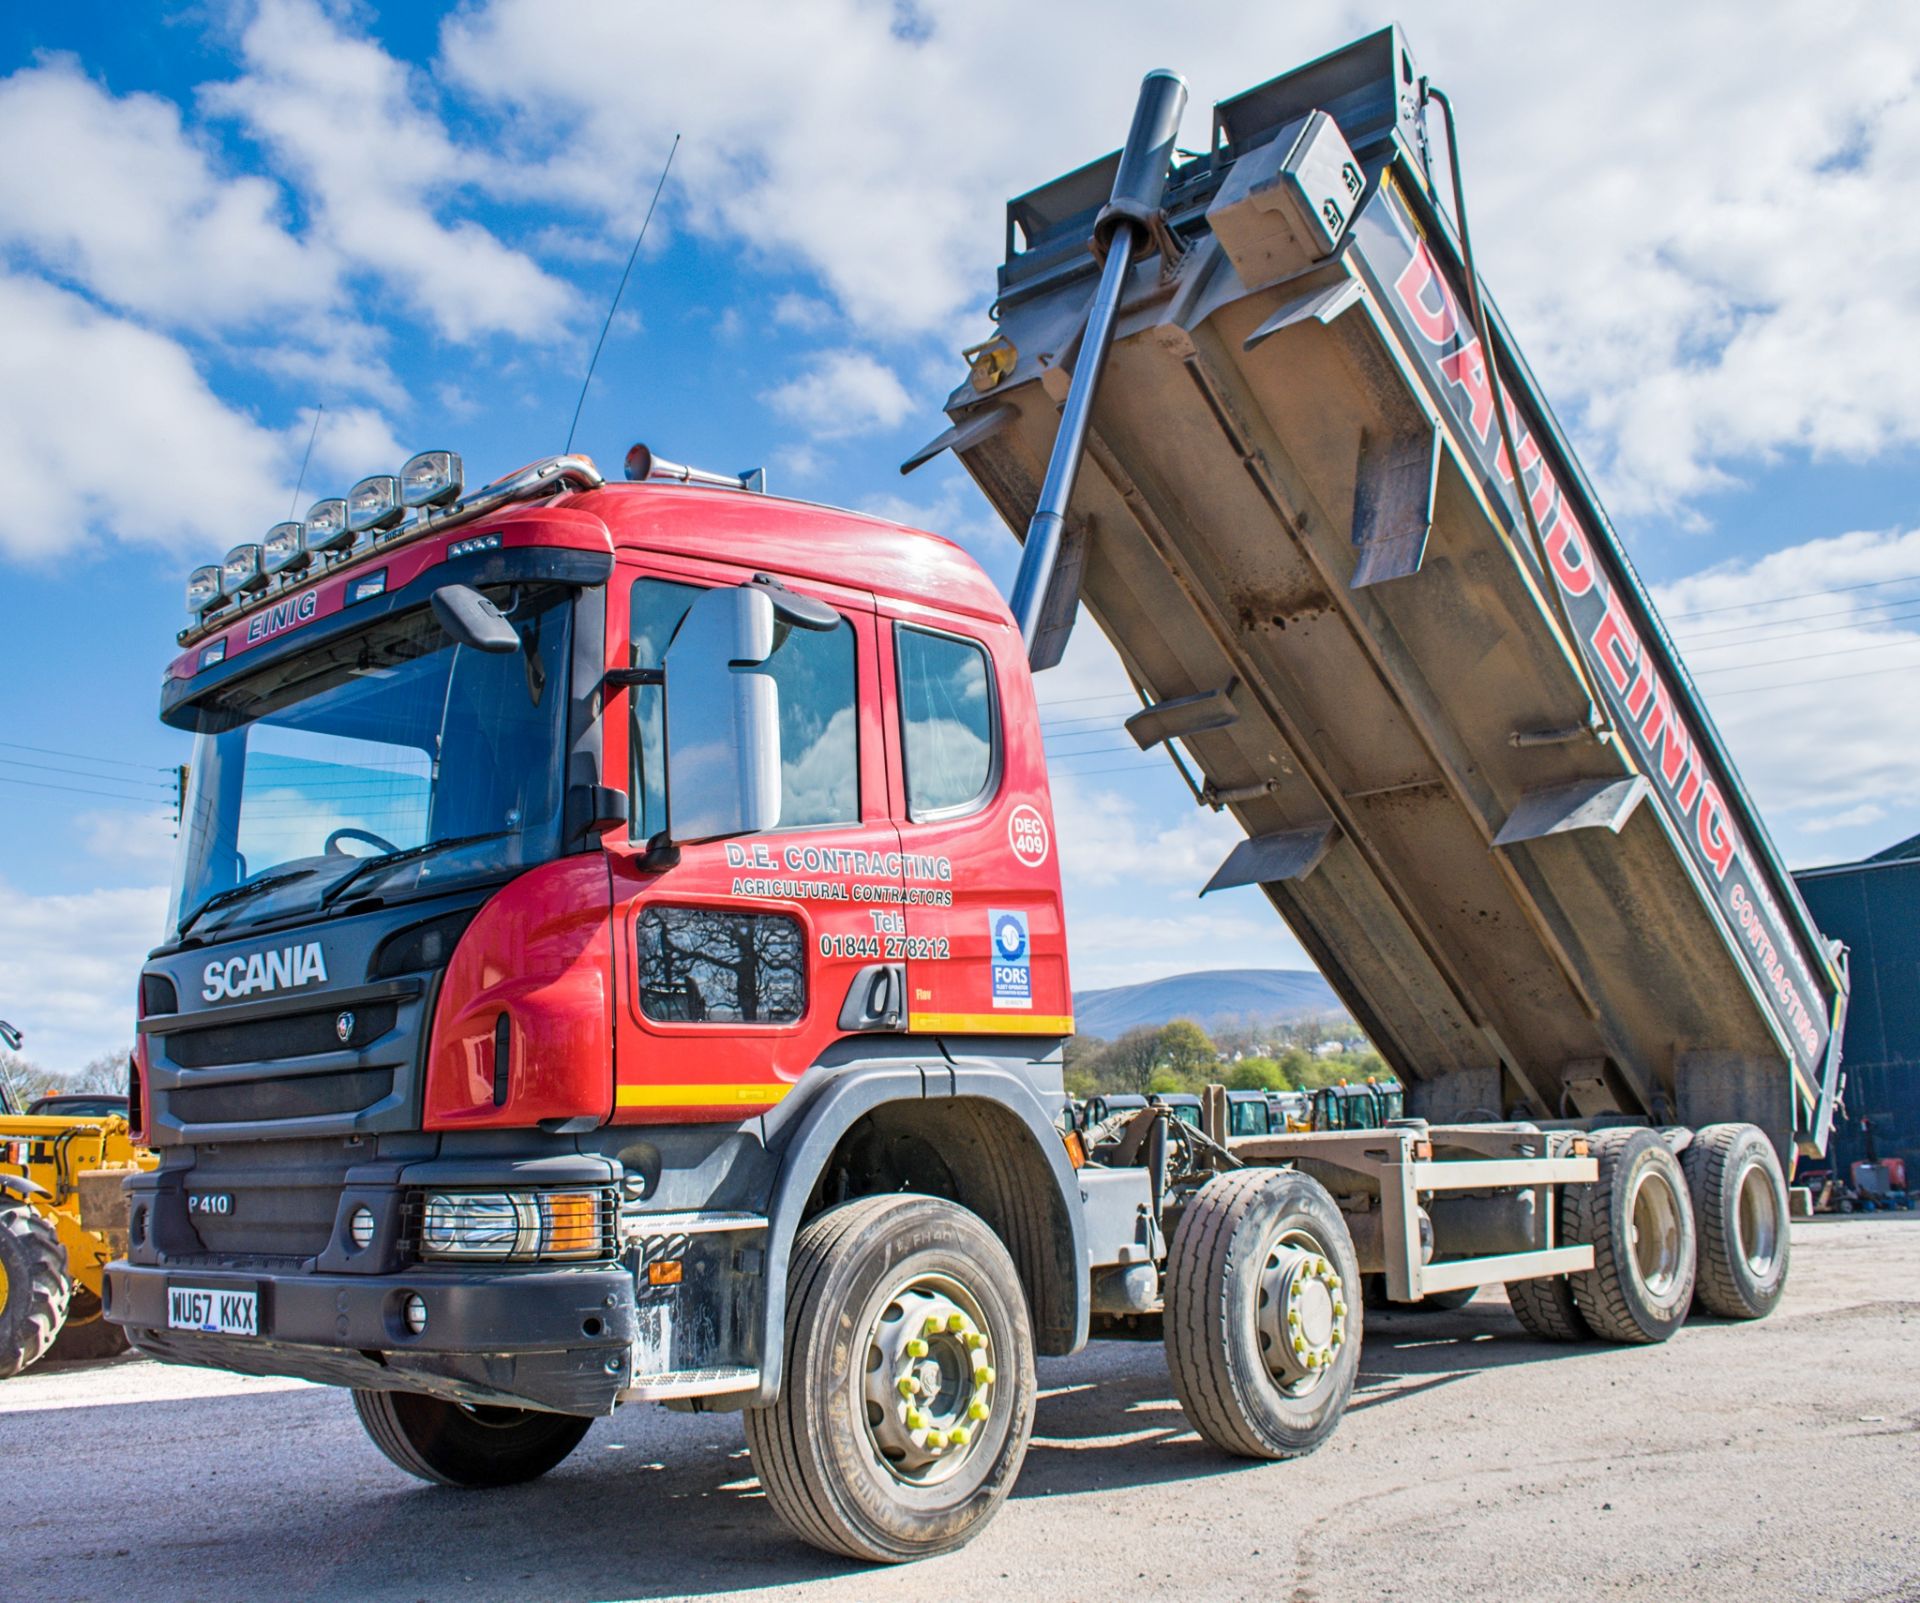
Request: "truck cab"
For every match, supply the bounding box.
[111,455,1087,1432]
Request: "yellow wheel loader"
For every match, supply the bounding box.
[1,1103,155,1376]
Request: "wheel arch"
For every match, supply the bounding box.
[750,1058,1087,1406]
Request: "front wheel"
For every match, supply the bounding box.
[352,1389,592,1487]
[744,1194,1036,1563]
[1163,1168,1362,1460]
[0,1203,71,1379]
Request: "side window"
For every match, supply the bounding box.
[897,624,997,817]
[627,575,860,838]
[637,906,805,1023]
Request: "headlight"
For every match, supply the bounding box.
[305,497,351,553]
[186,564,223,616]
[416,1189,610,1262]
[222,543,267,596]
[401,449,463,508]
[347,473,405,533]
[262,520,308,576]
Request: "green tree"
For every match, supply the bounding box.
[1155,1019,1217,1081]
[1095,1026,1163,1095]
[1226,1055,1288,1091]
[1146,1066,1191,1095]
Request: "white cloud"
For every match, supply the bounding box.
[1654,526,1920,864]
[205,0,575,344]
[0,879,167,1071]
[77,810,180,870]
[0,56,335,331]
[764,351,913,439]
[441,0,1920,515]
[295,404,409,485]
[772,292,834,332]
[0,272,290,559]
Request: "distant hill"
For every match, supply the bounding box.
[1072,969,1345,1039]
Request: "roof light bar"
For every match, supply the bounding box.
[186,565,223,616]
[222,543,268,596]
[305,498,351,554]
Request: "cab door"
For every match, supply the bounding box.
[882,606,1072,1041]
[604,558,902,1123]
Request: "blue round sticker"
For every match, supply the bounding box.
[993,913,1027,961]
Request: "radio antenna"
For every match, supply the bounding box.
[289,402,323,518]
[566,133,681,456]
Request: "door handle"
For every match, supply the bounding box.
[837,963,907,1032]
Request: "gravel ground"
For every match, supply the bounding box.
[7,1216,1917,1603]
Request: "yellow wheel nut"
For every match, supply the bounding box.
[949,1425,971,1446]
[926,1430,947,1449]
[1332,1301,1347,1317]
[980,1364,995,1386]
[925,1316,944,1336]
[964,1331,986,1350]
[1293,1335,1306,1353]
[968,1399,989,1421]
[947,1313,966,1333]
[907,1338,929,1358]
[907,1407,929,1430]
[897,1376,917,1398]
[1287,1310,1301,1327]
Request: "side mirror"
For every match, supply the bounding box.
[662,585,783,841]
[431,584,520,653]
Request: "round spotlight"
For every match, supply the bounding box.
[347,474,405,534]
[402,1293,429,1335]
[348,1206,376,1250]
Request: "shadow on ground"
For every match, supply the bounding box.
[9,1295,1636,1602]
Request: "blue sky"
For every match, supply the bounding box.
[4,0,1920,1069]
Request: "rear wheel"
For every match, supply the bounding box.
[1683,1123,1790,1319]
[0,1203,71,1378]
[1566,1128,1696,1344]
[1163,1168,1362,1460]
[351,1390,592,1487]
[1505,1273,1590,1341]
[744,1194,1036,1563]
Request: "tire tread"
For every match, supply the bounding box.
[0,1202,72,1380]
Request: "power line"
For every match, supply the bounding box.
[1673,592,1920,643]
[1678,602,1920,654]
[0,739,172,774]
[1708,660,1920,699]
[0,775,174,806]
[1662,571,1920,622]
[1693,634,1920,679]
[0,757,174,792]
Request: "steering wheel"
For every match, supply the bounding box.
[325,826,400,856]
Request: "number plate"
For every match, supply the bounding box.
[167,1284,259,1337]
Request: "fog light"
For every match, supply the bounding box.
[186,564,223,617]
[305,497,351,553]
[262,520,308,576]
[403,1293,428,1335]
[222,543,267,596]
[347,474,404,533]
[348,1206,376,1250]
[401,449,463,508]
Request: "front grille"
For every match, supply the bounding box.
[169,1067,395,1125]
[163,1003,399,1069]
[181,1138,352,1260]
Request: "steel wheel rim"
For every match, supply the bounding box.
[1628,1163,1684,1300]
[859,1271,995,1487]
[1254,1226,1348,1397]
[1735,1159,1782,1278]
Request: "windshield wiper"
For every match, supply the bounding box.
[316,831,514,912]
[177,868,318,940]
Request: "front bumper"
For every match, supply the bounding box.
[106,1258,639,1417]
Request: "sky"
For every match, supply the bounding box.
[4,0,1920,1070]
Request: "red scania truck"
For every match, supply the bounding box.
[107,28,1847,1563]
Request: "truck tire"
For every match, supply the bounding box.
[1682,1123,1790,1319]
[0,1202,71,1379]
[1505,1273,1590,1341]
[743,1194,1036,1563]
[1163,1168,1361,1460]
[351,1390,591,1487]
[1565,1128,1695,1344]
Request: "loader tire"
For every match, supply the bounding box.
[0,1202,72,1378]
[1163,1168,1361,1460]
[351,1390,591,1487]
[1565,1128,1695,1344]
[1504,1273,1590,1342]
[744,1195,1035,1563]
[48,1293,131,1362]
[1683,1123,1790,1319]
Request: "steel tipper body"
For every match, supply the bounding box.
[924,26,1846,1163]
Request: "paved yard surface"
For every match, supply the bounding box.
[8,1216,1917,1603]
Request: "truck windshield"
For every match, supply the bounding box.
[168,585,572,941]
